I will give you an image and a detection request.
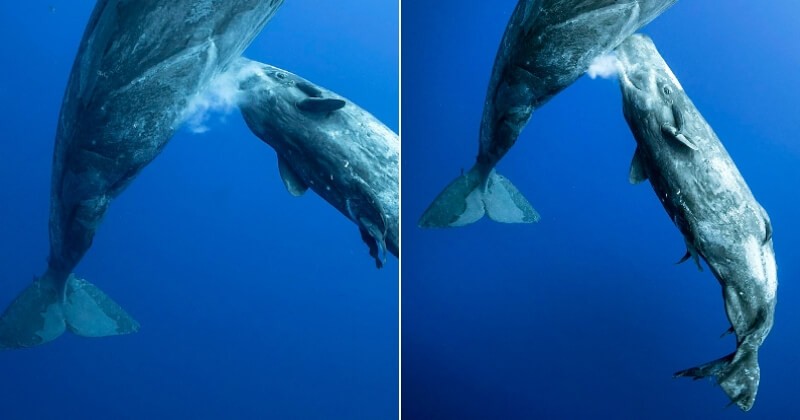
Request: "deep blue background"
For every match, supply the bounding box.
[403,1,800,418]
[0,1,397,419]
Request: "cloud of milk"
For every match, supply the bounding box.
[587,52,621,80]
[181,61,263,134]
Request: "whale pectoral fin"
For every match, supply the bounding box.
[277,156,308,196]
[662,104,699,150]
[297,98,346,113]
[295,80,323,97]
[629,146,648,184]
[672,102,686,131]
[358,217,387,269]
[758,204,773,244]
[661,123,699,151]
[764,219,773,245]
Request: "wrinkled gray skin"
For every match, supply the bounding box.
[479,0,676,167]
[0,0,284,348]
[420,0,675,228]
[234,58,399,268]
[617,34,777,411]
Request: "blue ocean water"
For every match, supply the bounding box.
[403,1,800,418]
[0,2,397,419]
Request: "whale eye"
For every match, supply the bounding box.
[275,72,287,80]
[663,86,672,95]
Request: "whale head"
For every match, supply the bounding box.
[616,34,683,102]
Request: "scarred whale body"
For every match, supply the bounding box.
[419,0,676,228]
[0,0,284,348]
[616,34,777,411]
[233,58,399,267]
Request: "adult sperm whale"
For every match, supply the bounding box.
[0,0,284,349]
[233,58,399,267]
[616,34,777,411]
[419,0,676,227]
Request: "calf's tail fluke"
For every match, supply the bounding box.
[418,164,539,228]
[0,273,139,349]
[674,349,760,411]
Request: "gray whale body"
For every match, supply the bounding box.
[616,34,777,411]
[234,58,399,267]
[420,0,676,228]
[0,0,284,349]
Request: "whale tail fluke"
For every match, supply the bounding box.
[419,165,539,228]
[0,273,139,349]
[674,349,760,411]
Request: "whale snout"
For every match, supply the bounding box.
[616,33,668,74]
[615,35,656,92]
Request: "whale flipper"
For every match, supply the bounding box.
[295,80,323,98]
[629,146,648,184]
[661,123,699,151]
[277,156,308,196]
[294,81,345,113]
[419,165,539,228]
[297,98,346,113]
[759,204,773,244]
[674,350,760,412]
[0,274,138,348]
[661,104,698,150]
